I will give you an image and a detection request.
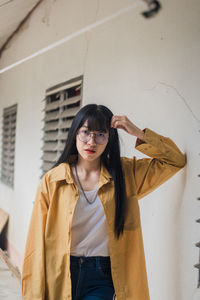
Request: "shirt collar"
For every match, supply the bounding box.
[49,155,112,185]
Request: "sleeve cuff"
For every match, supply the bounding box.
[135,128,147,148]
[135,128,161,152]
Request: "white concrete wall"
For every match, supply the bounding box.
[0,0,199,299]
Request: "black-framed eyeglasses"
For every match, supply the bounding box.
[77,130,109,145]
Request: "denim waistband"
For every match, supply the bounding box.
[70,255,111,268]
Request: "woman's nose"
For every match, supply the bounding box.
[87,134,96,145]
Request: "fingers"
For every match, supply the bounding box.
[111,115,129,129]
[111,115,142,137]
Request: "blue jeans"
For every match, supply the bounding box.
[70,256,115,300]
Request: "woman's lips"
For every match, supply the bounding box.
[85,149,96,154]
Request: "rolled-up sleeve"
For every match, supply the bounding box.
[133,128,186,200]
[21,175,49,300]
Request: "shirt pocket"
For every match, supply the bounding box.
[124,195,140,231]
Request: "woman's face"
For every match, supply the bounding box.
[76,121,109,162]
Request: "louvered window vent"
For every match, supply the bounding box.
[41,76,83,175]
[1,104,17,188]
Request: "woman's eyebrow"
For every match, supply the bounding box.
[81,126,107,132]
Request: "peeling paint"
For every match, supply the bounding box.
[42,0,52,26]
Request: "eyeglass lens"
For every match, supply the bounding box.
[78,130,108,144]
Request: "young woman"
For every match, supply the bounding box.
[21,104,186,300]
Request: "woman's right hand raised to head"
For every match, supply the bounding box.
[111,115,145,141]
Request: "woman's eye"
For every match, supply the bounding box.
[82,130,89,135]
[97,133,104,137]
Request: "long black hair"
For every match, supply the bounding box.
[54,104,126,238]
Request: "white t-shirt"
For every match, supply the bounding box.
[70,187,109,257]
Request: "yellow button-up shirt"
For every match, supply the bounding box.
[21,128,186,300]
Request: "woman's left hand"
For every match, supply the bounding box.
[111,115,145,141]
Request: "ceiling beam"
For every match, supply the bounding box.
[0,0,44,58]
